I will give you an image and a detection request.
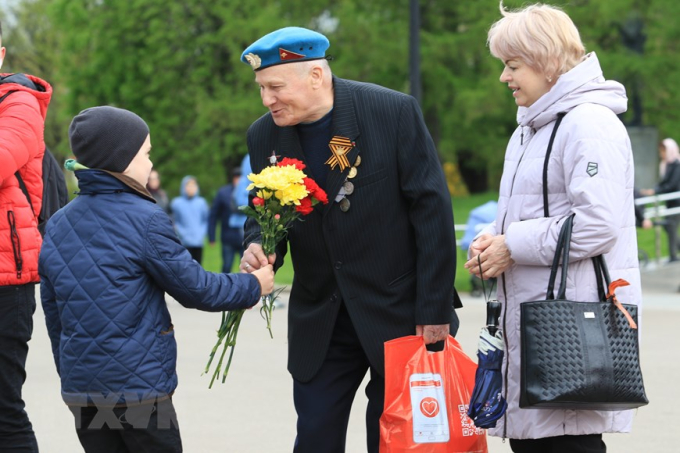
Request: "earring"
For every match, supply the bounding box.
[547,76,553,83]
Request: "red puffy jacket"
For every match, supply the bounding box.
[0,73,52,286]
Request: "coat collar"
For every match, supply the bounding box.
[75,170,156,203]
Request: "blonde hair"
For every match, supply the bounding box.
[488,2,585,78]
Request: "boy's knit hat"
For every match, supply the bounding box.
[69,106,149,173]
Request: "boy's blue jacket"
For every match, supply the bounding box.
[38,170,261,406]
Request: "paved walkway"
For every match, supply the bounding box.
[24,265,678,452]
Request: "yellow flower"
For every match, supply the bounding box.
[275,183,309,206]
[256,189,273,200]
[247,166,305,191]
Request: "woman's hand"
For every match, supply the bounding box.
[464,234,513,279]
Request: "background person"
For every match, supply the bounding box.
[39,106,274,453]
[147,168,170,215]
[238,27,460,452]
[171,176,209,264]
[0,21,52,452]
[208,167,244,273]
[466,3,642,452]
[640,138,680,262]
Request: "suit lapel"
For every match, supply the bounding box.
[323,77,361,217]
[278,126,306,162]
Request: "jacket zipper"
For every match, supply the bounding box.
[8,211,23,279]
[498,128,531,440]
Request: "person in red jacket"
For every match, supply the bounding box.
[0,21,52,452]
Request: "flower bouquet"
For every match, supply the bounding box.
[205,156,328,387]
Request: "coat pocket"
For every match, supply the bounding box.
[7,210,23,279]
[388,268,416,287]
[157,324,177,377]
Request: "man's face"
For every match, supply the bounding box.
[123,134,153,187]
[255,63,318,127]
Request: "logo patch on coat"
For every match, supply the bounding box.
[587,162,598,177]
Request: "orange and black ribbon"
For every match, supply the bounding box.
[606,279,637,329]
[326,136,353,171]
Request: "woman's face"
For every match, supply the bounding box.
[659,145,667,161]
[500,59,555,108]
[148,170,161,190]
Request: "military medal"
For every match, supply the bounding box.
[339,197,351,212]
[354,155,361,167]
[326,136,354,171]
[347,167,358,179]
[269,150,281,166]
[343,181,354,195]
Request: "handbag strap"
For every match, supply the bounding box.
[546,214,574,300]
[542,113,566,217]
[541,113,610,302]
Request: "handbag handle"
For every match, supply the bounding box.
[545,215,611,302]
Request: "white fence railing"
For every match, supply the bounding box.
[455,191,680,264]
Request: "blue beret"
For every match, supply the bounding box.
[241,27,330,71]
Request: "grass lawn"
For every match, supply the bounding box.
[202,192,666,295]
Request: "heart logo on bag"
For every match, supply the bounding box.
[420,397,440,417]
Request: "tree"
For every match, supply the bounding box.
[9,0,677,197]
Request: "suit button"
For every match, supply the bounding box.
[330,294,338,303]
[334,261,343,270]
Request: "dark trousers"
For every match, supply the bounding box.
[186,247,203,264]
[0,284,38,453]
[510,434,606,453]
[68,398,182,453]
[220,243,243,273]
[663,214,680,261]
[293,303,384,453]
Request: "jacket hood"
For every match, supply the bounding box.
[0,73,52,120]
[517,53,628,129]
[180,175,200,197]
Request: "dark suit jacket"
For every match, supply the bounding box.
[244,76,460,382]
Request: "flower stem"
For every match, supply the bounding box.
[205,309,245,388]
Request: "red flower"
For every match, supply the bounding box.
[278,157,306,171]
[303,177,329,204]
[295,197,314,215]
[253,197,265,206]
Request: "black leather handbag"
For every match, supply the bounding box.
[519,214,648,410]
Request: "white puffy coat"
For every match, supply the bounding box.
[478,53,643,440]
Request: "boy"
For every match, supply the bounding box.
[38,106,274,452]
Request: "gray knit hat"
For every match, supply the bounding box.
[69,106,150,173]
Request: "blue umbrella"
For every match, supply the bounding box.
[467,301,508,429]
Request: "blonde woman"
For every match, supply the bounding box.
[465,3,642,452]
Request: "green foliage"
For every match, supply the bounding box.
[3,0,680,198]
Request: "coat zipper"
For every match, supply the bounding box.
[8,211,23,279]
[498,128,531,440]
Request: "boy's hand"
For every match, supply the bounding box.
[252,264,275,297]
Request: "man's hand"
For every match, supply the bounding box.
[416,324,450,345]
[240,243,276,273]
[464,234,513,279]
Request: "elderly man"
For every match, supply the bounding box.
[239,27,461,452]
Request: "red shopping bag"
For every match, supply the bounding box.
[379,336,487,453]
